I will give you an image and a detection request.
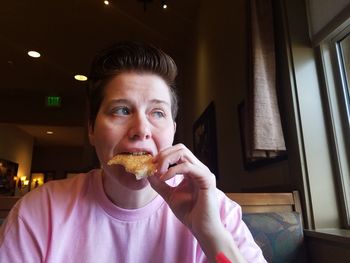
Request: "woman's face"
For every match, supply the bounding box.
[89,71,176,188]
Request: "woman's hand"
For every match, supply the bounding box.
[148,143,220,235]
[148,143,247,263]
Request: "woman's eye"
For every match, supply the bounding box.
[152,110,165,118]
[113,107,130,116]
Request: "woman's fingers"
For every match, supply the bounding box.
[154,144,206,175]
[159,162,215,189]
[153,144,216,191]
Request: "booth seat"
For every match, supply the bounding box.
[226,191,308,263]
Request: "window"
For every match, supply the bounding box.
[338,34,350,122]
[320,25,350,228]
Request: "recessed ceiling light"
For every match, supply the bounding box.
[161,0,167,9]
[74,74,88,81]
[104,0,109,5]
[46,131,54,135]
[27,51,41,58]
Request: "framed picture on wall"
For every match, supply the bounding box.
[29,173,45,190]
[0,158,18,196]
[193,102,219,178]
[29,171,55,191]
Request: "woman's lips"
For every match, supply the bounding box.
[117,149,153,156]
[120,152,149,156]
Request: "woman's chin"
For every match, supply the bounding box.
[117,172,150,190]
[103,166,150,191]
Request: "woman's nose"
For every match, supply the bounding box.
[128,114,151,140]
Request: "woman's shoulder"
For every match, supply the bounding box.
[43,170,93,193]
[16,170,99,214]
[32,171,92,196]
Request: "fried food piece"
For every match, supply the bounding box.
[107,153,156,180]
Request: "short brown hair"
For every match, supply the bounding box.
[87,41,178,128]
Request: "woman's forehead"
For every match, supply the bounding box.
[103,72,172,103]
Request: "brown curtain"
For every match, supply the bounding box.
[245,0,286,161]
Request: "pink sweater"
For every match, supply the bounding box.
[0,169,266,262]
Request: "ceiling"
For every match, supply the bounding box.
[0,0,200,146]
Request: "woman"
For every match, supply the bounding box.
[0,41,266,263]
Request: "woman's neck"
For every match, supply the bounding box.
[102,169,158,209]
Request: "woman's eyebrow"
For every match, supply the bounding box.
[107,99,131,105]
[106,99,170,107]
[150,99,170,107]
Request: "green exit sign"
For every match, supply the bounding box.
[46,96,61,107]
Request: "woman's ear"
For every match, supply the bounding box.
[173,122,177,134]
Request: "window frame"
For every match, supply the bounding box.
[318,24,350,228]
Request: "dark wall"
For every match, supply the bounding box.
[31,145,93,179]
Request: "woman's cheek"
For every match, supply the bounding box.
[159,129,175,148]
